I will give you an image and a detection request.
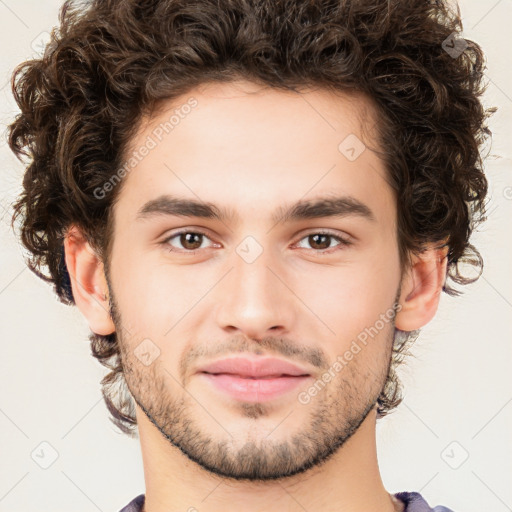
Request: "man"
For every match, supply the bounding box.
[8,0,494,511]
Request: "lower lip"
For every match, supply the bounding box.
[199,373,311,402]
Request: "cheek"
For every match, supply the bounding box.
[290,254,400,342]
[117,256,216,338]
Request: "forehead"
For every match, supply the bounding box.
[114,80,393,228]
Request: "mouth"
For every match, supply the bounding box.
[195,356,313,402]
[198,372,312,402]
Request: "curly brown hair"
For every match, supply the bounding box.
[8,0,495,437]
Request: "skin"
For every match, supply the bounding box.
[64,80,448,512]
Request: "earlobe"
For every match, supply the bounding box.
[63,225,116,336]
[395,244,449,332]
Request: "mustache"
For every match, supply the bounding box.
[179,335,328,382]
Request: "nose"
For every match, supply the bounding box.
[214,248,296,340]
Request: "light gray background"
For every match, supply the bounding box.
[0,1,510,511]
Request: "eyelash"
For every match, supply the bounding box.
[160,229,352,255]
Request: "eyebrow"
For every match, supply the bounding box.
[136,194,376,225]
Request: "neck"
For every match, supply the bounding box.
[137,407,400,512]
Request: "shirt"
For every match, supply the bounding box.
[118,491,455,511]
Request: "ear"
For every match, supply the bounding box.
[395,244,449,331]
[63,225,116,336]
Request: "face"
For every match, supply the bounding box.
[105,80,403,480]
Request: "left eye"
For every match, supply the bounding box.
[295,232,350,252]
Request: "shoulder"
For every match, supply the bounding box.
[118,493,145,512]
[119,492,455,512]
[394,491,455,512]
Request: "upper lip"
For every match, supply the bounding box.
[197,357,311,378]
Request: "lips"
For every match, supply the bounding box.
[197,356,311,379]
[196,357,313,402]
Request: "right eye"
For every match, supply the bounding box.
[161,230,218,254]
